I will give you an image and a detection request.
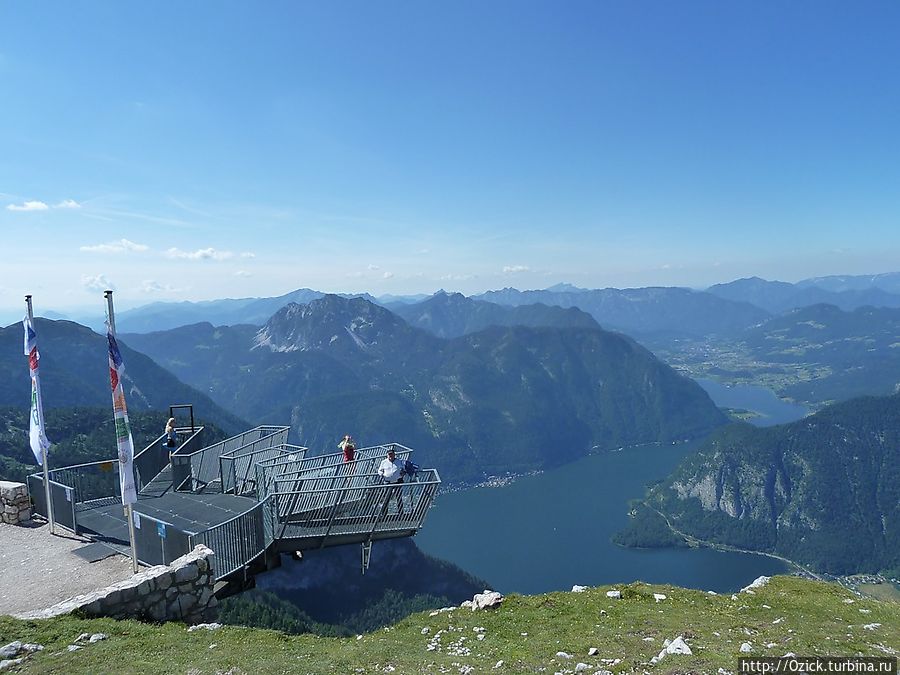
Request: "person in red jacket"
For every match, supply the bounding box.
[339,434,356,462]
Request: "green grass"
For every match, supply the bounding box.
[1,577,898,674]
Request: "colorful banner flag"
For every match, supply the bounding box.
[107,327,137,505]
[23,316,51,465]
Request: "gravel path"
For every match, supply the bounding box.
[0,521,136,617]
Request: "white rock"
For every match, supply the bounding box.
[588,647,599,656]
[863,623,882,630]
[766,643,777,648]
[472,590,504,610]
[0,644,21,660]
[421,627,431,635]
[493,662,504,670]
[666,636,692,655]
[575,663,589,673]
[572,585,588,593]
[67,645,82,652]
[556,651,573,659]
[741,576,770,593]
[783,652,796,658]
[773,617,784,624]
[606,590,621,599]
[653,593,667,602]
[731,594,739,601]
[843,598,855,604]
[187,623,222,632]
[0,658,24,671]
[740,642,752,653]
[859,608,872,614]
[473,627,485,633]
[643,637,655,642]
[88,633,108,643]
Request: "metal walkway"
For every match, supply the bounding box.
[28,424,441,581]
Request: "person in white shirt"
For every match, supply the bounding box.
[377,448,405,515]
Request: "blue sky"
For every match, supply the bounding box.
[2,1,899,319]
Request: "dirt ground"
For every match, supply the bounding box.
[0,521,136,616]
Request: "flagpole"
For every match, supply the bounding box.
[25,295,55,535]
[105,290,140,574]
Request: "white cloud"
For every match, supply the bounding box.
[82,274,115,292]
[56,199,81,209]
[382,271,394,279]
[418,248,430,255]
[660,264,672,270]
[235,270,252,277]
[240,252,255,259]
[503,265,530,274]
[166,247,234,261]
[80,239,149,254]
[7,200,49,212]
[140,280,182,293]
[440,273,475,281]
[367,264,381,271]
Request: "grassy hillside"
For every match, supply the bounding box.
[1,577,897,673]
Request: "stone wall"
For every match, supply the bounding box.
[17,545,218,624]
[0,481,31,525]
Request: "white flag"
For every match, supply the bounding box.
[107,327,137,505]
[23,316,51,465]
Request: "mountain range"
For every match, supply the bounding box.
[739,303,900,404]
[618,392,900,576]
[20,271,898,342]
[707,276,900,314]
[0,319,247,435]
[390,291,599,338]
[122,294,727,481]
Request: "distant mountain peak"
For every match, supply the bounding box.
[254,294,410,354]
[545,282,587,293]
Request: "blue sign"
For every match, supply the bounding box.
[157,521,166,539]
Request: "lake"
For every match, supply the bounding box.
[415,381,808,595]
[696,378,809,426]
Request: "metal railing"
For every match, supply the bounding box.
[173,425,289,492]
[256,443,413,503]
[273,468,441,543]
[219,431,296,495]
[132,510,193,567]
[27,474,77,532]
[191,498,276,579]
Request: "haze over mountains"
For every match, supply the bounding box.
[123,294,726,481]
[25,271,898,342]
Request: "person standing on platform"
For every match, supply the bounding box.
[165,417,178,447]
[338,434,356,462]
[377,447,405,515]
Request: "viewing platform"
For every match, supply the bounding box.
[28,420,441,583]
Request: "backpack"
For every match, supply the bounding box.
[403,460,420,477]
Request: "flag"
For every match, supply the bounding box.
[107,327,137,505]
[23,316,51,465]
